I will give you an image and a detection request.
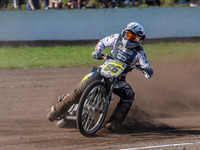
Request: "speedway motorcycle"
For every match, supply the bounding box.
[56,53,142,137]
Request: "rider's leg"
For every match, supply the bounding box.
[106,80,135,131]
[47,72,101,122]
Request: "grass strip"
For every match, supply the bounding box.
[0,42,199,69]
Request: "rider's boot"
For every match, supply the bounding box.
[105,122,117,131]
[105,99,133,131]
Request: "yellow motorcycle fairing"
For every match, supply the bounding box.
[80,67,98,84]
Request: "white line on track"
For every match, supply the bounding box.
[120,142,200,150]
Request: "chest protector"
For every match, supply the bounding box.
[110,35,138,65]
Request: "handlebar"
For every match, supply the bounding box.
[131,64,144,72]
[98,53,114,60]
[98,53,105,60]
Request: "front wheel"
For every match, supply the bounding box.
[76,81,108,137]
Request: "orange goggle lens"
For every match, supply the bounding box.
[124,31,137,42]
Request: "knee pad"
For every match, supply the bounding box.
[113,81,135,101]
[121,87,135,101]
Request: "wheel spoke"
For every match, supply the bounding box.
[92,88,101,107]
[83,110,95,130]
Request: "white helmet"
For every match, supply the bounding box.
[122,22,146,49]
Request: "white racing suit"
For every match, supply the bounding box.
[48,33,153,130]
[92,33,153,127]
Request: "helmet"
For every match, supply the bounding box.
[121,22,146,49]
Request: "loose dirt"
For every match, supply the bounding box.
[0,61,200,150]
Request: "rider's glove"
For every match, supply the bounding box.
[92,49,103,60]
[144,72,151,78]
[135,65,153,79]
[142,67,153,79]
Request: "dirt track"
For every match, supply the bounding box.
[0,61,200,150]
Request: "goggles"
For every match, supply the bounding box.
[124,31,138,42]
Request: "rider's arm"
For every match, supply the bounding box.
[138,49,154,79]
[92,34,119,59]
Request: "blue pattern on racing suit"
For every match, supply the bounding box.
[94,33,153,78]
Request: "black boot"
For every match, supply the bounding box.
[106,100,132,131]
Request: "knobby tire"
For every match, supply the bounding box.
[76,81,109,137]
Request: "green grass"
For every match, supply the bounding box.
[0,45,96,68]
[0,42,200,69]
[143,42,200,63]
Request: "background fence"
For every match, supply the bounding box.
[0,7,200,41]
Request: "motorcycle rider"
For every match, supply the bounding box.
[47,22,153,131]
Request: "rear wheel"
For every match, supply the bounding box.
[76,81,108,137]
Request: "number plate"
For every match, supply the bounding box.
[101,59,127,78]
